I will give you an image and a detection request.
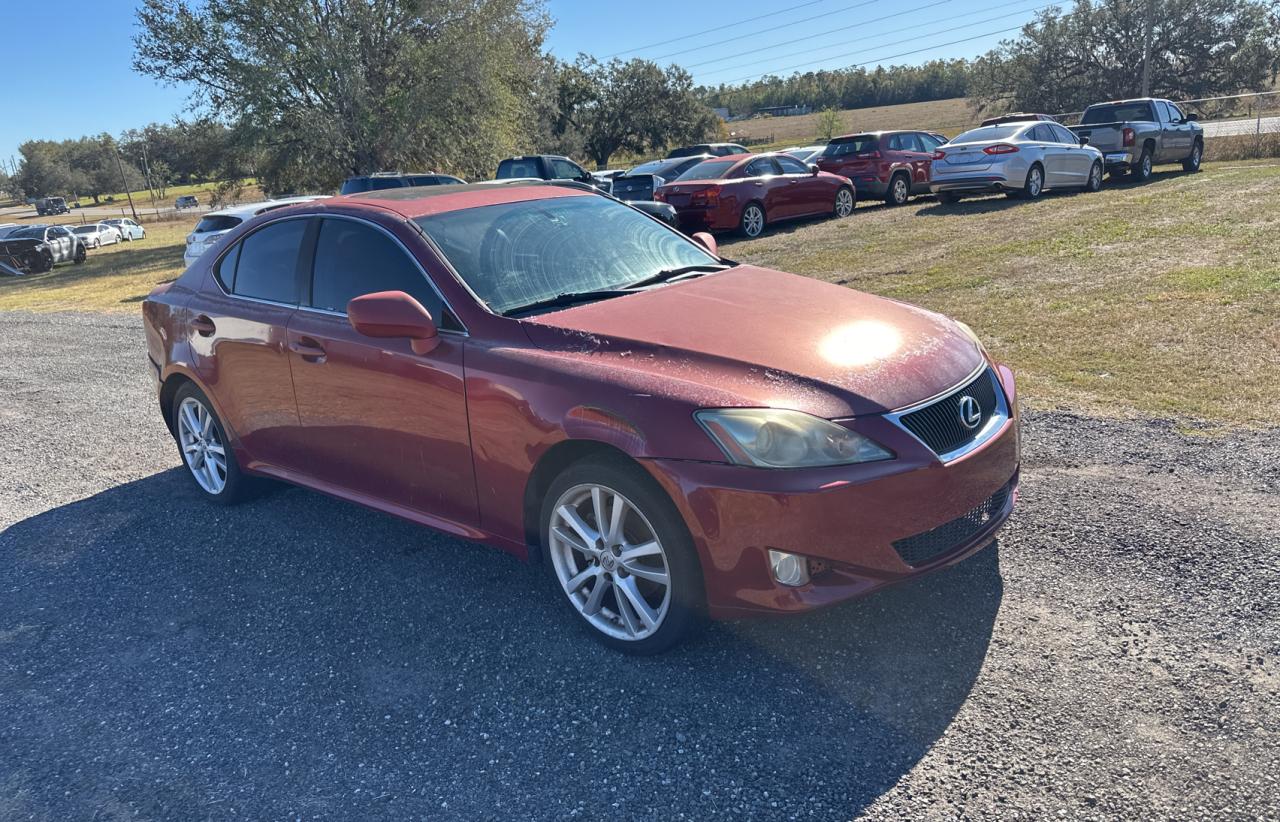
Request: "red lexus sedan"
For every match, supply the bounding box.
[143,183,1019,654]
[653,152,855,237]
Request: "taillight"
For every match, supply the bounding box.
[932,150,946,160]
[690,188,719,206]
[983,143,1019,155]
[1122,127,1135,147]
[653,190,664,201]
[854,150,881,159]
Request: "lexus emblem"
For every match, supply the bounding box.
[957,395,982,429]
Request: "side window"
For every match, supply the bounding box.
[918,133,943,152]
[1053,124,1078,144]
[309,218,452,327]
[551,158,586,179]
[901,133,924,152]
[1030,124,1053,142]
[744,158,778,177]
[1166,102,1185,123]
[774,155,811,174]
[231,218,307,304]
[214,242,241,291]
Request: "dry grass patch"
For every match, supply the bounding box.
[722,161,1280,427]
[728,97,981,148]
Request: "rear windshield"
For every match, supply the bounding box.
[626,160,670,176]
[821,136,878,157]
[497,158,543,179]
[1081,102,1154,124]
[949,125,1024,144]
[194,215,243,233]
[674,159,737,181]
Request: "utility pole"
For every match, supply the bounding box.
[114,148,139,222]
[1140,0,1154,96]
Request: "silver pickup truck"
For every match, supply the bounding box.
[1070,98,1203,182]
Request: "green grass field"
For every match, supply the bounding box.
[1,160,1276,427]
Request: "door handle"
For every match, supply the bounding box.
[289,337,327,362]
[753,181,764,186]
[191,314,216,336]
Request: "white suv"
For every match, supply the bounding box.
[182,197,328,266]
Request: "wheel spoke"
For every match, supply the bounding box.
[557,505,600,550]
[565,565,597,593]
[622,562,668,587]
[614,586,641,635]
[615,577,658,630]
[582,577,608,616]
[181,404,201,438]
[619,541,660,562]
[590,487,608,538]
[199,405,213,436]
[205,442,225,456]
[182,441,201,455]
[606,494,627,546]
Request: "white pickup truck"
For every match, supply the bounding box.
[1070,98,1204,182]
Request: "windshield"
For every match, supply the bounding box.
[12,227,46,239]
[674,159,736,181]
[416,194,719,315]
[194,215,243,233]
[1082,102,1154,124]
[950,125,1025,144]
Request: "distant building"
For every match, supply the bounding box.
[712,107,730,120]
[755,104,812,118]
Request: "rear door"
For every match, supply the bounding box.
[284,216,478,526]
[195,217,309,471]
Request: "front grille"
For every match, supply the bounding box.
[897,368,999,457]
[891,480,1013,567]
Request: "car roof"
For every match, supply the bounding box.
[202,196,329,218]
[336,181,596,219]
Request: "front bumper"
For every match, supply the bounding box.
[644,364,1020,619]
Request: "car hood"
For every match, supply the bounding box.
[520,265,984,418]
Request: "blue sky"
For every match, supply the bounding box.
[1,0,1049,166]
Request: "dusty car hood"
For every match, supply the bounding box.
[521,265,984,417]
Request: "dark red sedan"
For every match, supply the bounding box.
[653,152,855,237]
[143,183,1019,654]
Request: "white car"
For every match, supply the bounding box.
[183,196,329,266]
[103,218,146,241]
[72,223,123,249]
[781,144,827,163]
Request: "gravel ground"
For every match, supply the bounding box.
[1,311,1277,821]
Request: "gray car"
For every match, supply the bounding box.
[930,121,1105,203]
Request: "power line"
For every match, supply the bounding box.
[719,22,1032,90]
[687,0,1045,72]
[698,0,1050,81]
[605,0,833,59]
[650,0,884,62]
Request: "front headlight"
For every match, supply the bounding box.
[695,408,892,468]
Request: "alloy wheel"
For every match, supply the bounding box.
[1141,154,1153,179]
[892,177,909,204]
[548,483,672,642]
[1088,163,1102,191]
[742,205,764,237]
[177,396,228,494]
[835,188,854,217]
[1028,167,1043,197]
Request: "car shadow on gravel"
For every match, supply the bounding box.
[0,469,1003,820]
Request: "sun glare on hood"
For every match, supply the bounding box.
[819,320,904,368]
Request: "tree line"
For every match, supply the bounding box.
[6,0,1277,203]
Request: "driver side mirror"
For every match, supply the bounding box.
[691,231,718,257]
[808,163,820,175]
[1079,135,1090,146]
[347,290,440,355]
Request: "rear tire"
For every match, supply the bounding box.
[1016,164,1044,199]
[171,383,254,505]
[1134,146,1154,182]
[739,202,766,238]
[884,173,910,206]
[1182,140,1203,173]
[540,455,704,654]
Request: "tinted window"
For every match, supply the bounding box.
[1081,102,1154,124]
[50,227,71,239]
[551,158,586,179]
[416,195,718,316]
[497,158,542,179]
[1166,102,1186,122]
[675,159,737,181]
[1052,124,1078,144]
[214,242,241,291]
[309,218,444,321]
[230,218,307,303]
[919,133,944,151]
[11,227,45,239]
[667,145,708,158]
[775,155,811,174]
[73,226,95,234]
[822,135,878,157]
[195,215,243,233]
[951,125,1024,144]
[743,158,778,177]
[627,160,669,176]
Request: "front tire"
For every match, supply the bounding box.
[1085,161,1103,192]
[541,456,704,654]
[739,202,766,238]
[27,249,54,273]
[833,186,855,218]
[73,243,87,264]
[172,383,253,505]
[1182,140,1203,173]
[885,173,910,206]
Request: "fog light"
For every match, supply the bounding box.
[768,549,810,587]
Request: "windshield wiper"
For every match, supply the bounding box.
[622,263,731,291]
[503,289,633,317]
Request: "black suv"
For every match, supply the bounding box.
[339,172,466,196]
[494,155,609,191]
[35,197,69,216]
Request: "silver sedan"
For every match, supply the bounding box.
[930,121,1105,203]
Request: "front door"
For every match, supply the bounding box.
[739,156,790,219]
[285,216,478,527]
